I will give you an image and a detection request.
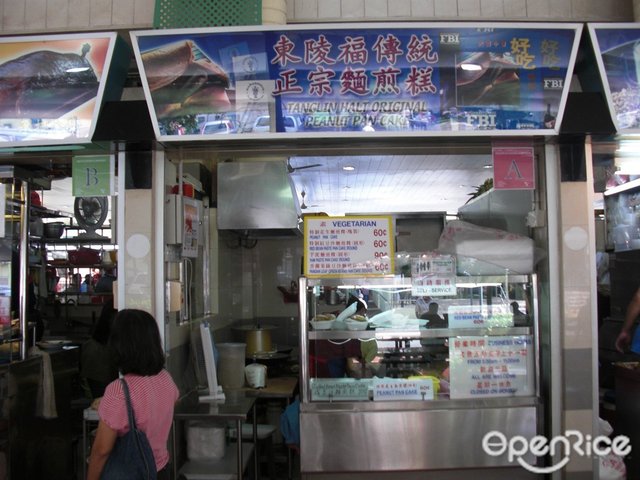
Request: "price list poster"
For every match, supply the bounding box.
[304,216,394,277]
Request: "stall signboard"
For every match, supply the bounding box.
[411,254,456,296]
[304,215,394,277]
[589,24,640,132]
[130,23,581,140]
[0,32,128,148]
[449,335,535,399]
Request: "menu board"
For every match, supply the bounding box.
[303,215,394,277]
[449,335,534,399]
[131,23,580,139]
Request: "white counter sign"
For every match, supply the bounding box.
[304,216,394,277]
[373,378,434,401]
[411,254,456,296]
[449,335,534,399]
[310,378,372,401]
[448,304,513,328]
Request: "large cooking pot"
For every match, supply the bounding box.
[233,324,277,356]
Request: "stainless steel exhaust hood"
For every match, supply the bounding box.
[217,161,302,237]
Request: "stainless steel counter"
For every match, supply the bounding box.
[300,402,539,472]
[173,389,257,480]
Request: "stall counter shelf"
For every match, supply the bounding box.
[298,274,541,475]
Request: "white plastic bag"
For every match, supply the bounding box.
[600,452,627,480]
[598,418,626,480]
[438,220,535,275]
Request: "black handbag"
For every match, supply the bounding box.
[100,378,157,480]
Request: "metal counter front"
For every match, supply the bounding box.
[300,398,539,472]
[298,274,541,474]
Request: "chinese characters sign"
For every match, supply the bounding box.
[131,24,580,138]
[449,335,535,399]
[372,378,435,401]
[310,378,372,401]
[589,24,640,132]
[411,254,456,296]
[304,215,394,277]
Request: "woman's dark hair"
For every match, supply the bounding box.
[92,299,115,345]
[108,309,165,375]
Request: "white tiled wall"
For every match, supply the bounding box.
[0,0,634,34]
[290,0,633,22]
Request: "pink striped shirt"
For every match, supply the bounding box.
[98,370,179,471]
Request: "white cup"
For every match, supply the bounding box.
[245,363,267,388]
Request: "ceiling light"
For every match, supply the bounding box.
[614,156,640,175]
[66,66,90,73]
[460,63,482,71]
[342,165,355,171]
[483,164,493,169]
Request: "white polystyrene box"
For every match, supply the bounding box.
[438,220,535,275]
[186,420,226,461]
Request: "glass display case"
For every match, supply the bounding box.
[298,271,541,474]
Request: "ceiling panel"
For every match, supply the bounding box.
[38,152,495,220]
[289,154,493,216]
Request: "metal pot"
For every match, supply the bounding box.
[43,222,65,239]
[233,324,277,356]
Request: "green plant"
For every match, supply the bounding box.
[465,178,493,204]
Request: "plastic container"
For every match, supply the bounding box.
[245,362,267,388]
[217,342,246,388]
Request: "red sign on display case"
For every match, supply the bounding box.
[492,142,535,190]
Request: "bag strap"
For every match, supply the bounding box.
[119,378,138,430]
[119,377,155,480]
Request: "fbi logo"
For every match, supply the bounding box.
[439,33,460,45]
[543,78,564,90]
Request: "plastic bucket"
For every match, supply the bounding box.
[217,342,246,388]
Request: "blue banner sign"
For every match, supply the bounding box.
[131,23,580,139]
[590,23,640,132]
